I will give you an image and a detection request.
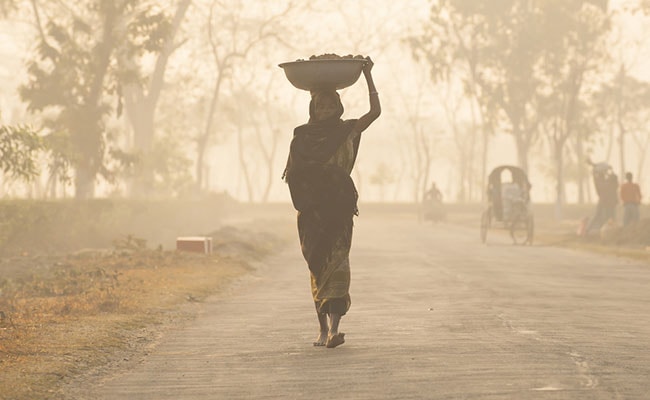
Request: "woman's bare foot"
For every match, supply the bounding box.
[326,332,345,348]
[313,331,328,346]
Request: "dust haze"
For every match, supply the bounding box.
[0,0,648,206]
[2,1,650,399]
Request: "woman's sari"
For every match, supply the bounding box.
[284,94,361,316]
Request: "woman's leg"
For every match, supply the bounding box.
[329,313,341,336]
[314,312,328,346]
[326,313,345,348]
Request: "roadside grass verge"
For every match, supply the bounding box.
[0,225,288,400]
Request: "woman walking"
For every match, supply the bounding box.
[283,57,380,348]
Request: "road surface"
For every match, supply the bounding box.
[80,213,650,399]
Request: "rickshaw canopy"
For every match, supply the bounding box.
[487,165,531,220]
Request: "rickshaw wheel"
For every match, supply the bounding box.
[510,213,531,245]
[480,209,491,244]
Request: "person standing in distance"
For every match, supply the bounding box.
[620,172,642,226]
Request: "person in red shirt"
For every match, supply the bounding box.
[620,172,642,226]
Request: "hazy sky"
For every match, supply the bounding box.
[1,0,650,203]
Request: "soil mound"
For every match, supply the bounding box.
[206,225,286,261]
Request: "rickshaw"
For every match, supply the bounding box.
[480,165,534,245]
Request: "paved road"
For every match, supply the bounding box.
[85,213,650,399]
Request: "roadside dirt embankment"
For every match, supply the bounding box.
[0,199,294,400]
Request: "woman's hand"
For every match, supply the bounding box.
[363,56,374,75]
[352,56,380,136]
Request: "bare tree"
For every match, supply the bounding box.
[592,71,650,180]
[369,162,395,202]
[410,0,502,198]
[536,1,609,217]
[441,95,477,203]
[391,65,439,203]
[196,0,294,192]
[255,76,290,202]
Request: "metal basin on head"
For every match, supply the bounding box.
[278,59,366,91]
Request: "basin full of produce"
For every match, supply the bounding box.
[279,54,367,91]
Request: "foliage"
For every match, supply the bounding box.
[0,0,18,16]
[0,124,42,181]
[117,0,191,197]
[592,73,650,137]
[42,130,74,185]
[412,0,612,208]
[103,134,194,198]
[641,0,650,14]
[0,121,74,189]
[19,0,177,198]
[412,0,610,173]
[408,0,505,199]
[149,135,194,197]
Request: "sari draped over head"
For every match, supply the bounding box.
[284,91,361,316]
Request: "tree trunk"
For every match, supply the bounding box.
[252,122,278,203]
[515,132,529,173]
[576,131,586,204]
[75,166,96,199]
[392,165,405,202]
[393,146,407,201]
[616,65,626,180]
[457,152,467,203]
[259,78,281,203]
[196,72,224,191]
[420,130,432,204]
[480,125,489,202]
[74,6,118,199]
[237,125,254,202]
[554,140,565,220]
[410,130,424,203]
[124,94,156,195]
[125,0,192,197]
[635,135,649,183]
[467,128,477,201]
[195,134,208,192]
[618,127,626,180]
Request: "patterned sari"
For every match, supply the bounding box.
[284,94,361,316]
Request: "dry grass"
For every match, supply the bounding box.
[445,206,650,263]
[0,242,255,400]
[534,230,650,263]
[0,200,294,399]
[528,212,650,263]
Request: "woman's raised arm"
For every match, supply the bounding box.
[353,57,381,134]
